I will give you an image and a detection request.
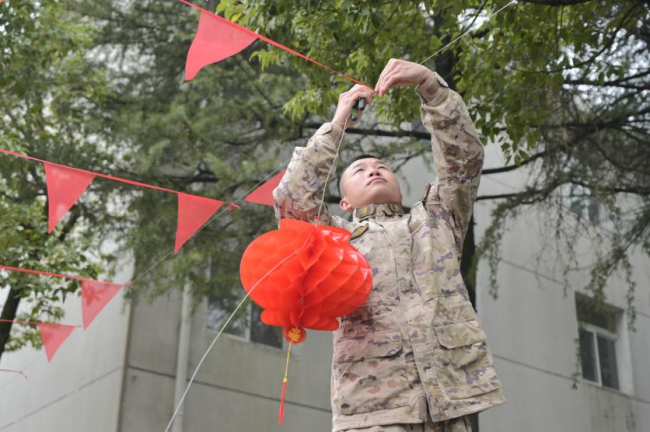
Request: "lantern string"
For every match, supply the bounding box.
[164,227,318,432]
[278,341,293,424]
[316,116,349,224]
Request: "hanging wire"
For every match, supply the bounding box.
[163,226,318,432]
[418,0,518,65]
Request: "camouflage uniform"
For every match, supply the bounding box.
[273,71,505,431]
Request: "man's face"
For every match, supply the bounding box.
[339,158,402,212]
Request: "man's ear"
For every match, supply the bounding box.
[340,197,353,212]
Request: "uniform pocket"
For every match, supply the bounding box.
[434,319,487,349]
[332,330,412,415]
[433,319,501,399]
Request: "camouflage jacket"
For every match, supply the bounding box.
[273,72,505,430]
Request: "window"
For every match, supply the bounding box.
[207,295,284,349]
[564,184,600,224]
[576,293,620,390]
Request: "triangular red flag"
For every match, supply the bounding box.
[185,11,258,80]
[44,163,95,233]
[175,193,225,253]
[81,280,125,329]
[244,170,286,206]
[37,323,75,362]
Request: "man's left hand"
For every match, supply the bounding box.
[375,59,433,97]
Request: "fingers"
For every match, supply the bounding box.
[380,72,409,95]
[333,84,374,127]
[340,85,374,106]
[375,59,397,96]
[375,59,423,96]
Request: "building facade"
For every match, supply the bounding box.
[0,132,648,432]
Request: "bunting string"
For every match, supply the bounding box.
[0,149,240,208]
[0,319,80,327]
[0,157,290,364]
[177,0,371,87]
[128,157,290,286]
[0,264,121,285]
[0,0,520,416]
[0,369,27,380]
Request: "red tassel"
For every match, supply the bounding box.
[279,341,294,424]
[279,377,288,424]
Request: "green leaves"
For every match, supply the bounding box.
[0,0,115,355]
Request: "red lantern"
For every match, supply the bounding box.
[240,218,373,342]
[240,218,373,423]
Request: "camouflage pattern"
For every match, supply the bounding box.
[345,413,472,432]
[273,71,504,432]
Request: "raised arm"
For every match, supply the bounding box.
[273,84,374,226]
[415,71,485,252]
[272,122,344,226]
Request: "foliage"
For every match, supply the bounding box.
[0,0,115,356]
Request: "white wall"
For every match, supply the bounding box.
[0,289,131,432]
[0,248,133,432]
[117,288,334,432]
[474,143,650,432]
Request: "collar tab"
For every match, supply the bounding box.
[353,203,405,221]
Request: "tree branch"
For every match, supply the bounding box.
[304,122,432,141]
[516,0,599,6]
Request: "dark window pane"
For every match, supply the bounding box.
[207,296,248,338]
[575,294,617,332]
[597,336,620,390]
[588,197,600,224]
[250,304,283,349]
[579,329,598,382]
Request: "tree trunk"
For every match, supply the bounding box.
[461,215,480,432]
[0,287,22,361]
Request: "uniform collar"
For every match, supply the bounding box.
[353,203,405,222]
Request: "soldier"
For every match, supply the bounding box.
[273,59,505,432]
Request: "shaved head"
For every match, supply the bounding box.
[338,155,403,212]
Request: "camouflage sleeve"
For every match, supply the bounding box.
[272,122,345,226]
[415,71,485,252]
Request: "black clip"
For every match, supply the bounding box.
[351,98,367,122]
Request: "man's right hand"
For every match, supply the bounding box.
[332,84,374,130]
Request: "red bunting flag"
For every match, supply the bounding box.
[81,280,125,329]
[175,193,225,253]
[185,10,258,80]
[244,170,286,207]
[37,323,76,362]
[44,163,95,233]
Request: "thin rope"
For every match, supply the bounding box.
[283,342,293,379]
[0,369,27,380]
[0,354,40,392]
[176,0,370,87]
[0,149,239,209]
[163,226,317,432]
[131,159,289,285]
[418,0,518,65]
[316,116,349,222]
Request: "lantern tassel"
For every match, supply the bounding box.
[279,341,293,424]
